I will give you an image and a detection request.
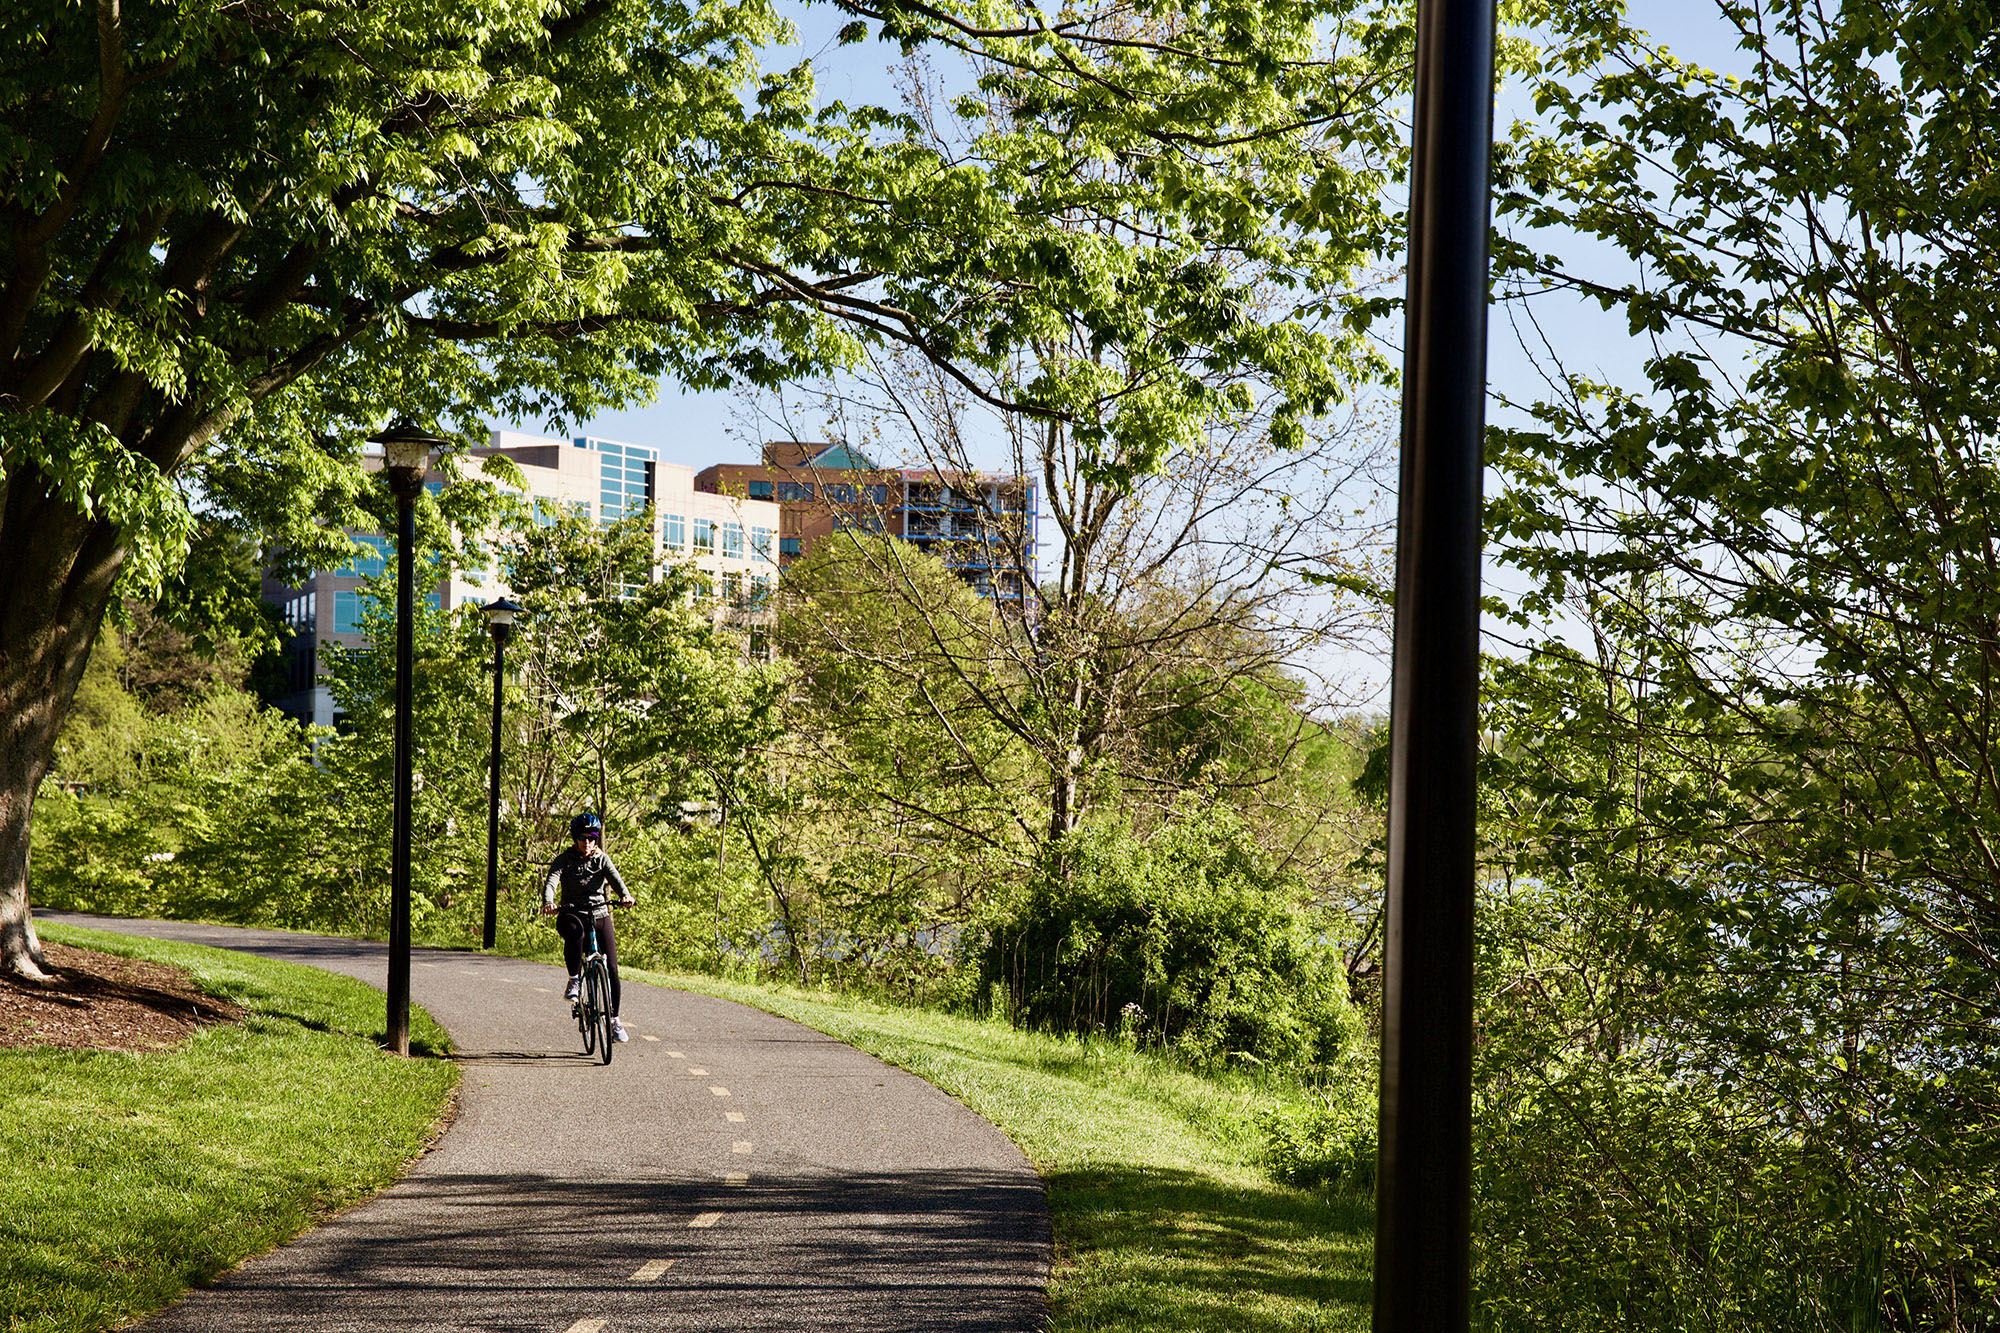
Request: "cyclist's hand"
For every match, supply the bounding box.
[618,894,635,908]
[541,903,558,916]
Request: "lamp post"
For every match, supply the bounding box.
[1374,1,1497,1330]
[480,597,521,951]
[373,421,445,1057]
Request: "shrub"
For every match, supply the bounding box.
[1256,1054,1378,1194]
[974,806,1361,1066]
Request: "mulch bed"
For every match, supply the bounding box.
[0,941,244,1053]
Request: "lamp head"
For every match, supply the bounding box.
[371,420,449,495]
[482,596,522,645]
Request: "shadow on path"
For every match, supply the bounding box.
[136,1169,1049,1333]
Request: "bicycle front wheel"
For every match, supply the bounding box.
[578,977,596,1056]
[587,960,614,1065]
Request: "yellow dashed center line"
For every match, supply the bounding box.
[732,1141,752,1154]
[631,1258,676,1281]
[709,1086,729,1097]
[563,1320,607,1333]
[686,1067,708,1076]
[725,1111,745,1123]
[689,1212,723,1228]
[725,1172,748,1186]
[665,1050,684,1058]
[641,1034,659,1043]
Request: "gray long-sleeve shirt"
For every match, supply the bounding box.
[542,846,630,915]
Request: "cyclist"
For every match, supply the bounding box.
[541,812,635,1043]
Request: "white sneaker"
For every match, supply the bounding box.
[611,1017,629,1043]
[563,976,581,1001]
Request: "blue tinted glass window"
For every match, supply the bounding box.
[692,520,715,553]
[663,513,685,548]
[722,522,743,559]
[338,534,391,578]
[751,526,773,561]
[779,537,802,557]
[747,480,773,500]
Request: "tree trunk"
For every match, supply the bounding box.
[0,469,130,980]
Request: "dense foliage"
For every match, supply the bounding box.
[0,0,1416,981]
[35,522,1376,1074]
[976,806,1361,1065]
[1472,2,2000,1327]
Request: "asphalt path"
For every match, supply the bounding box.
[45,913,1050,1333]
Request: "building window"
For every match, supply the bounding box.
[336,534,391,579]
[824,483,855,504]
[750,575,771,604]
[723,571,743,603]
[281,592,317,634]
[722,522,744,559]
[776,482,814,502]
[779,536,803,558]
[747,480,774,500]
[693,519,715,554]
[866,484,889,505]
[663,513,685,549]
[751,526,774,562]
[534,497,588,527]
[336,588,439,630]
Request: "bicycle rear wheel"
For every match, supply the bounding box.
[587,959,614,1065]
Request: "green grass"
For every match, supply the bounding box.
[2,923,460,1333]
[632,965,1374,1332]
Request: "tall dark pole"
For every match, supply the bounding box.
[481,598,519,952]
[375,424,439,1058]
[483,632,504,950]
[1375,2,1497,1331]
[386,466,420,1057]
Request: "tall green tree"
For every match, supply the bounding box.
[502,505,783,842]
[0,0,1410,978]
[1480,2,2000,1324]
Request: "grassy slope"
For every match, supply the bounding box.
[2,923,459,1333]
[635,966,1374,1333]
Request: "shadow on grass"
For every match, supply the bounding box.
[1047,1164,1372,1332]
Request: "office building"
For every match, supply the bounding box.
[695,442,1038,601]
[265,430,780,727]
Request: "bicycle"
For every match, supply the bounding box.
[569,909,618,1065]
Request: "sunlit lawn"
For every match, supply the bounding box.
[1,923,457,1333]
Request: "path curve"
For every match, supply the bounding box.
[46,913,1050,1333]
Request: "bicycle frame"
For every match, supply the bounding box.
[567,908,617,1064]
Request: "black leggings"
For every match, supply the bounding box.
[556,909,620,1016]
